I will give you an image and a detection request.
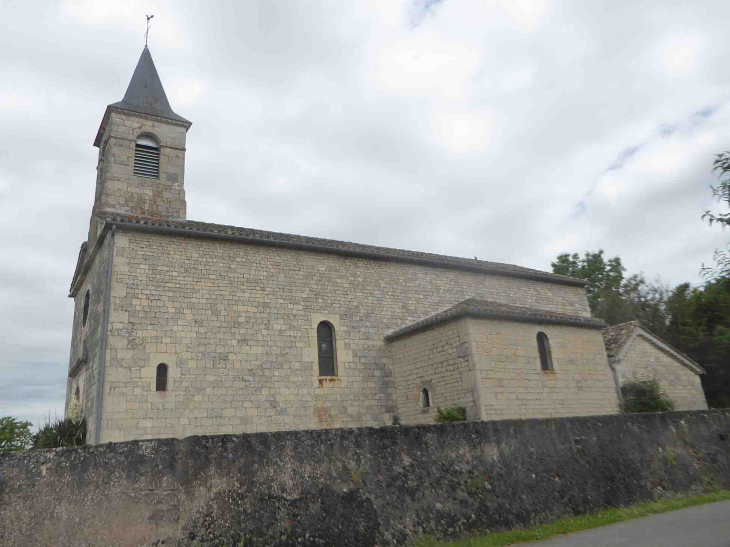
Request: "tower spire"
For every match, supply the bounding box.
[88,45,191,248]
[107,47,190,126]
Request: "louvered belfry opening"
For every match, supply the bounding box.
[133,135,160,178]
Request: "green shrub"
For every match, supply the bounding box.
[435,407,467,423]
[621,378,675,413]
[0,417,33,452]
[33,416,87,449]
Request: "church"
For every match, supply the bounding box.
[66,47,707,444]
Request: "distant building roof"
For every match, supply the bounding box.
[602,321,704,375]
[602,321,640,356]
[385,297,604,341]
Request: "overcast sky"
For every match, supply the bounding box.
[1,0,728,428]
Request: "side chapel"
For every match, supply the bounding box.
[66,48,707,444]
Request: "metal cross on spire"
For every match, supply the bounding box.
[145,14,154,46]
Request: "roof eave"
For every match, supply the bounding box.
[636,327,705,375]
[108,100,192,127]
[94,105,192,147]
[103,218,589,288]
[385,310,605,342]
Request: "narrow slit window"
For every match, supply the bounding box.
[421,388,430,408]
[82,290,90,326]
[317,322,336,376]
[156,363,168,391]
[134,135,160,178]
[537,332,554,371]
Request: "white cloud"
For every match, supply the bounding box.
[167,77,206,107]
[0,90,34,110]
[61,0,184,48]
[432,108,495,154]
[660,35,705,74]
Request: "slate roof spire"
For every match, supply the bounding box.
[108,46,190,126]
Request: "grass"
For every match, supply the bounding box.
[411,490,730,547]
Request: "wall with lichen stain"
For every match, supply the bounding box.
[1,410,729,547]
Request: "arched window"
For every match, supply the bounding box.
[134,135,160,178]
[421,388,431,408]
[537,332,553,371]
[74,386,80,401]
[82,290,90,327]
[156,363,168,391]
[317,322,336,376]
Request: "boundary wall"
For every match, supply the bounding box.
[1,410,729,546]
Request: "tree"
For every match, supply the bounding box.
[666,279,730,408]
[552,249,730,408]
[0,417,33,452]
[551,251,671,329]
[702,153,730,279]
[551,250,625,317]
[620,274,671,337]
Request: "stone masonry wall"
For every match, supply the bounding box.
[618,334,708,411]
[66,236,112,442]
[88,109,188,249]
[100,229,591,442]
[467,319,619,420]
[387,318,478,425]
[1,411,729,547]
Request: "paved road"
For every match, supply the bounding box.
[515,500,730,547]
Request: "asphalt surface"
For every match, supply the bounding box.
[514,500,730,547]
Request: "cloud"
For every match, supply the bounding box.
[1,0,730,422]
[408,0,446,28]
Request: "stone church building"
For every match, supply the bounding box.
[66,48,707,444]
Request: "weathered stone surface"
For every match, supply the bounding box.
[388,317,620,425]
[66,236,112,442]
[88,109,188,251]
[469,318,619,420]
[1,411,728,547]
[95,230,591,442]
[388,318,479,424]
[617,334,708,411]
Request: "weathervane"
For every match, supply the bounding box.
[145,14,154,46]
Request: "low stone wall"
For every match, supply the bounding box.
[1,410,729,547]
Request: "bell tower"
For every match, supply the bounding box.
[88,46,192,248]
